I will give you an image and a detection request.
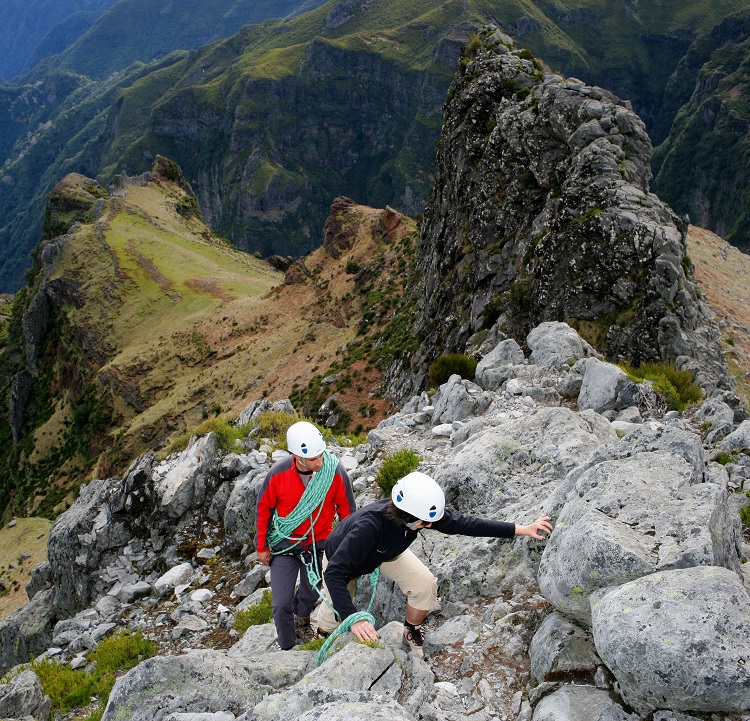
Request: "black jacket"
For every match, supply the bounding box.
[323,499,516,621]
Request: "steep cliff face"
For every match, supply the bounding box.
[387,28,731,401]
[653,11,750,251]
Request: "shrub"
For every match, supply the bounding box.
[89,629,158,675]
[31,659,97,713]
[235,589,274,635]
[428,354,478,387]
[251,411,301,447]
[31,630,157,714]
[345,260,360,274]
[375,449,422,496]
[620,361,702,413]
[296,637,326,651]
[740,503,750,526]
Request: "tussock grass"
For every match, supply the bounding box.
[429,354,478,387]
[620,361,702,412]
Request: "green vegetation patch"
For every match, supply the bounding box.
[619,361,702,412]
[375,448,423,496]
[29,629,157,715]
[235,589,274,635]
[429,353,478,387]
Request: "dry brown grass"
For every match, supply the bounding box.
[687,225,750,407]
[0,517,51,620]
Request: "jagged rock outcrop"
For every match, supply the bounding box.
[387,27,732,404]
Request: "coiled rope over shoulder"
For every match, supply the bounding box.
[267,451,338,552]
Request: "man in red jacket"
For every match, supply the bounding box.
[255,420,356,649]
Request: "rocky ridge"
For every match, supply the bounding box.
[388,28,733,406]
[1,321,749,721]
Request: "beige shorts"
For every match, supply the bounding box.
[311,549,438,632]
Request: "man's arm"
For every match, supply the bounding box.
[255,471,277,566]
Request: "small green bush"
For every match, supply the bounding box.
[345,260,360,274]
[375,449,423,496]
[620,361,702,413]
[251,411,301,447]
[296,637,326,651]
[235,589,274,635]
[740,504,750,526]
[31,659,96,713]
[428,354,478,387]
[90,629,158,675]
[31,630,157,714]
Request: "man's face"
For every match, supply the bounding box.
[295,453,324,473]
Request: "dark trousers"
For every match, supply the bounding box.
[270,553,321,650]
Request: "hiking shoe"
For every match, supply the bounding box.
[403,621,425,657]
[295,616,316,644]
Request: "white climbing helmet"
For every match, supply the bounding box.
[287,421,326,458]
[391,472,445,522]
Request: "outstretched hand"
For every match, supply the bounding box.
[517,514,553,540]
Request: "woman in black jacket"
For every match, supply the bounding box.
[310,471,552,655]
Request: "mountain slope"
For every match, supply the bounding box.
[0,160,416,519]
[0,0,118,81]
[25,0,329,81]
[653,11,750,251]
[2,0,749,291]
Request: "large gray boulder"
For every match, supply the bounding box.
[437,406,616,514]
[155,434,219,518]
[718,419,750,452]
[0,669,51,721]
[244,642,403,721]
[577,359,639,414]
[431,375,492,425]
[527,322,594,370]
[532,685,617,721]
[0,590,56,674]
[101,650,314,721]
[475,339,525,391]
[529,611,599,684]
[591,566,750,714]
[539,450,740,625]
[223,469,267,549]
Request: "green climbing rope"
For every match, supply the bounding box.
[316,568,380,666]
[267,450,338,553]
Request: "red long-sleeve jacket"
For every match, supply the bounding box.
[254,455,356,553]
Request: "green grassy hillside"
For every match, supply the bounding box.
[0,0,118,80]
[654,11,750,250]
[25,0,329,81]
[0,163,418,520]
[2,0,750,292]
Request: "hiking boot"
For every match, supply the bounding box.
[295,616,316,644]
[403,621,424,657]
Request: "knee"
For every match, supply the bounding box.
[407,571,438,610]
